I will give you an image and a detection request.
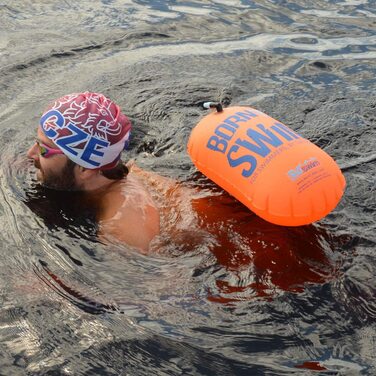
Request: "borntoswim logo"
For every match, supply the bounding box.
[288,157,321,181]
[206,110,301,178]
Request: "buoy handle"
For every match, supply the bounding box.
[203,102,223,113]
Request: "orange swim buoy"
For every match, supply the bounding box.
[187,104,346,226]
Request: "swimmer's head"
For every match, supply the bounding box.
[39,92,131,170]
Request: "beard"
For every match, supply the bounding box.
[36,159,81,191]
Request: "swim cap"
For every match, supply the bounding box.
[39,92,131,169]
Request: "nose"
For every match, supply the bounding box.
[27,142,39,160]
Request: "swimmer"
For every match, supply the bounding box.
[27,92,160,251]
[26,92,339,297]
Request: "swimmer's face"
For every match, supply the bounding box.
[27,128,81,191]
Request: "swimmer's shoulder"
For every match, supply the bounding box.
[98,168,160,251]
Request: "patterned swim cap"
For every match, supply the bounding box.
[39,92,131,169]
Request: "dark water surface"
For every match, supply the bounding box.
[1,0,375,375]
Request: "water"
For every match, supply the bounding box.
[0,0,375,374]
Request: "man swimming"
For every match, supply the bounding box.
[27,92,160,251]
[27,92,338,297]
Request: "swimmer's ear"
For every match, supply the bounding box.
[76,165,98,180]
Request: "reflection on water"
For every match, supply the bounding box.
[192,194,344,301]
[0,0,375,374]
[23,180,98,240]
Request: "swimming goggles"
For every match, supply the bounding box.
[36,139,64,158]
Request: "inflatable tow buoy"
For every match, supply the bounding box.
[187,104,346,226]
